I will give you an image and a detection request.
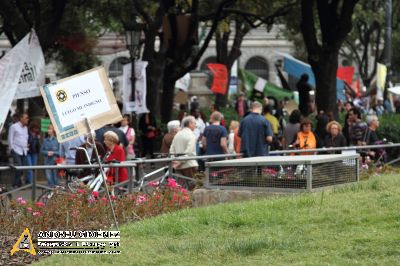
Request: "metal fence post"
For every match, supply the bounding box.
[128,164,133,193]
[306,164,313,192]
[32,169,37,202]
[356,157,360,182]
[137,163,144,188]
[204,166,209,188]
[168,161,173,179]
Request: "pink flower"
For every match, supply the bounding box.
[149,181,159,187]
[110,195,117,201]
[179,187,189,194]
[88,197,96,204]
[92,191,99,197]
[77,188,86,194]
[101,197,109,203]
[17,197,27,205]
[35,202,45,207]
[135,195,147,205]
[27,207,33,212]
[33,211,41,216]
[173,194,179,202]
[166,178,178,188]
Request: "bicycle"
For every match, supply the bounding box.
[113,153,199,195]
[37,147,111,204]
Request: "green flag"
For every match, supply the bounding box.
[239,69,295,103]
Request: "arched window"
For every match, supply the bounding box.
[200,56,217,71]
[108,57,129,77]
[245,56,269,80]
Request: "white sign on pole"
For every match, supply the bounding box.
[0,32,30,132]
[40,66,122,142]
[122,61,149,114]
[14,30,45,99]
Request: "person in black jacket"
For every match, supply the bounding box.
[296,74,312,117]
[324,121,347,154]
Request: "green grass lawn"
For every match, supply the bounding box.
[36,174,400,265]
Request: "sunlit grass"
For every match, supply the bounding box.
[36,174,400,265]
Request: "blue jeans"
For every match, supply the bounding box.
[11,150,28,187]
[45,169,59,187]
[26,153,39,184]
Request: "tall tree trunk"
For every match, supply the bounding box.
[161,79,176,123]
[311,51,339,116]
[145,60,164,116]
[142,31,165,116]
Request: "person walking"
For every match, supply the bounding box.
[228,120,240,154]
[284,109,301,149]
[139,112,157,160]
[119,114,136,160]
[238,102,273,157]
[160,120,180,154]
[202,111,228,157]
[169,116,198,178]
[40,124,60,187]
[26,121,41,184]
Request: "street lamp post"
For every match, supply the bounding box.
[125,26,142,102]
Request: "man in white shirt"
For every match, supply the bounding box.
[191,109,205,155]
[8,113,29,187]
[170,116,198,178]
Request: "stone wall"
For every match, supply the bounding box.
[192,188,287,207]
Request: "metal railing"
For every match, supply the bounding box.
[0,153,241,201]
[1,142,399,201]
[269,142,400,156]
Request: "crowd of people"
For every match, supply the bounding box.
[1,91,389,188]
[4,112,138,188]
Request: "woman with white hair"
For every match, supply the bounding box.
[160,120,181,154]
[103,131,128,184]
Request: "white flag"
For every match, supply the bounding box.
[122,61,149,114]
[254,77,267,92]
[14,30,45,99]
[175,73,191,92]
[0,32,30,132]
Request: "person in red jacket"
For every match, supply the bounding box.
[103,131,128,184]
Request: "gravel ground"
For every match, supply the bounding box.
[0,235,49,265]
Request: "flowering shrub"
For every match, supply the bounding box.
[0,179,192,237]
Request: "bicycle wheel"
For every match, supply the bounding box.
[37,190,54,205]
